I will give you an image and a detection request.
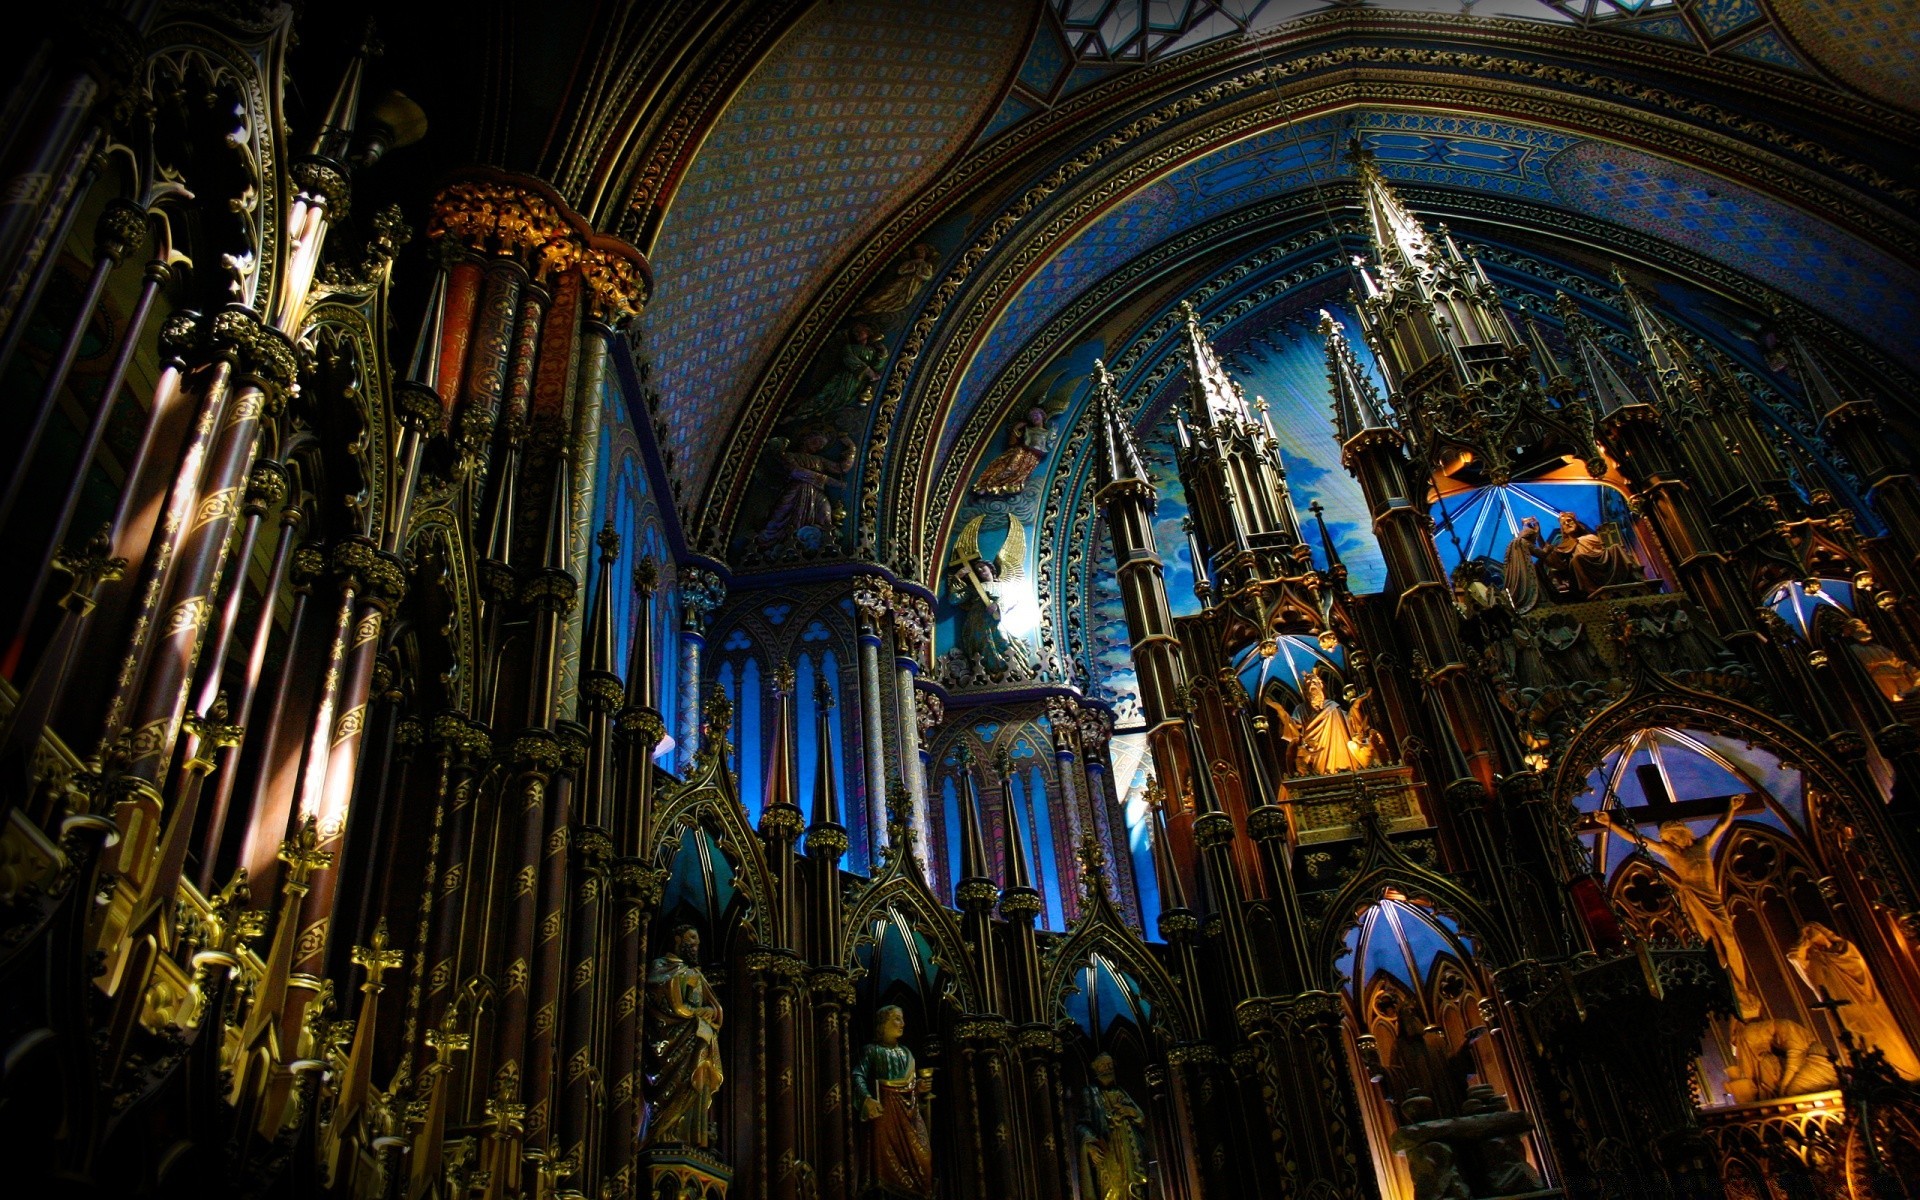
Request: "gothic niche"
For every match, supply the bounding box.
[1576,727,1920,1113]
[852,909,954,1200]
[1340,893,1547,1200]
[1062,954,1160,1200]
[1235,635,1420,842]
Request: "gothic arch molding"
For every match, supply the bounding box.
[691,34,1917,569]
[1547,676,1920,918]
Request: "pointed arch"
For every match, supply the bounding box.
[843,862,982,1015]
[650,743,775,948]
[1311,820,1517,989]
[1547,676,1917,916]
[1043,877,1195,1046]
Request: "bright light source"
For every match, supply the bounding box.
[997,579,1041,639]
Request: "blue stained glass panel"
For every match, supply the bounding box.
[943,776,963,904]
[1030,765,1065,930]
[740,658,763,824]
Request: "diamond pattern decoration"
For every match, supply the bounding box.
[1548,141,1919,367]
[1726,28,1810,71]
[1692,0,1763,38]
[1615,13,1699,43]
[951,112,1572,434]
[1771,0,1920,112]
[642,1,1027,499]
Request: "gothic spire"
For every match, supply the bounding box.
[1556,293,1645,418]
[1322,310,1390,443]
[624,559,657,709]
[1090,360,1150,491]
[1522,304,1573,399]
[583,523,620,681]
[1350,137,1437,285]
[809,671,839,833]
[1613,267,1715,418]
[400,265,449,403]
[997,750,1034,893]
[765,663,800,820]
[307,22,380,165]
[1177,300,1250,430]
[955,745,992,886]
[1777,306,1862,422]
[1145,777,1189,912]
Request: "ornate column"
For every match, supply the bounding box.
[805,684,854,1200]
[605,855,662,1200]
[115,310,297,784]
[608,556,666,1198]
[808,971,855,1200]
[1075,707,1138,921]
[483,728,562,1200]
[199,474,301,886]
[422,716,489,1041]
[560,327,612,714]
[677,568,725,773]
[0,200,146,567]
[237,543,327,890]
[293,542,406,972]
[1043,697,1090,917]
[891,591,935,856]
[853,576,893,859]
[1325,316,1547,953]
[525,723,586,1158]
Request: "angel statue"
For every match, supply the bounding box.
[974,374,1074,500]
[755,430,856,554]
[794,322,888,420]
[948,513,1035,679]
[854,242,938,320]
[1268,668,1379,777]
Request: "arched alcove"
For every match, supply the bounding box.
[1336,890,1549,1200]
[1574,725,1920,1105]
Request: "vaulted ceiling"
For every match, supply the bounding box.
[360,0,1920,600]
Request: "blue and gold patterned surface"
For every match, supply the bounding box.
[952,111,1576,428]
[1769,0,1920,110]
[1546,141,1919,365]
[643,0,1027,499]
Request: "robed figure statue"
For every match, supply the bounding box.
[1270,670,1379,777]
[1593,805,1763,1019]
[1078,1053,1150,1200]
[1507,512,1640,605]
[642,924,725,1148]
[854,1005,934,1198]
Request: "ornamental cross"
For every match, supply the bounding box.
[352,917,406,990]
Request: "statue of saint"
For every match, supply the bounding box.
[854,243,938,319]
[1078,1053,1150,1200]
[1271,670,1378,776]
[971,407,1054,497]
[797,322,887,419]
[1789,921,1920,1078]
[1593,805,1763,1019]
[1513,512,1641,603]
[948,515,1034,679]
[1723,1018,1838,1102]
[642,924,725,1148]
[1839,618,1920,702]
[854,1005,934,1198]
[756,431,855,553]
[1501,518,1543,614]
